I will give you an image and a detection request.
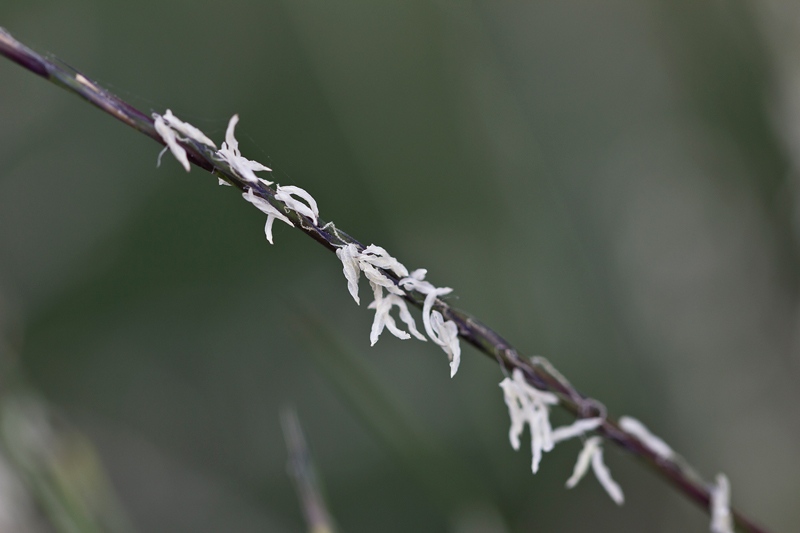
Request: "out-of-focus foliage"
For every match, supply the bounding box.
[1,1,799,532]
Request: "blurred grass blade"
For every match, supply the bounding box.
[291,309,495,518]
[281,406,338,533]
[0,390,137,533]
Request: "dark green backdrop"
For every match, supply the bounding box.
[1,1,798,532]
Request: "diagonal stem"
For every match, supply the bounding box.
[0,27,770,533]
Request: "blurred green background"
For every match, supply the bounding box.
[1,1,799,532]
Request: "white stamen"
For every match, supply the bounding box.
[551,417,604,444]
[358,245,409,278]
[217,114,273,184]
[399,269,431,292]
[619,416,674,459]
[566,436,599,488]
[242,187,293,244]
[710,474,733,533]
[367,293,424,345]
[430,310,460,377]
[336,244,361,305]
[368,296,410,344]
[394,296,427,342]
[224,114,240,154]
[153,116,190,172]
[565,436,624,505]
[275,185,319,225]
[421,287,453,343]
[161,109,217,148]
[591,446,624,505]
[499,369,559,473]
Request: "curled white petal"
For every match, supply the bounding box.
[368,294,410,345]
[217,114,273,183]
[358,245,409,278]
[399,271,435,295]
[566,436,600,489]
[710,474,733,533]
[430,311,461,377]
[162,109,216,148]
[399,269,462,375]
[218,178,232,186]
[366,293,426,345]
[275,185,319,225]
[421,288,453,343]
[551,417,604,444]
[565,436,624,505]
[218,149,271,183]
[499,379,525,450]
[619,416,674,460]
[421,288,461,376]
[360,262,403,296]
[399,268,437,293]
[242,188,294,244]
[394,296,427,341]
[408,268,427,280]
[336,244,361,305]
[529,407,548,472]
[591,446,624,505]
[154,116,190,172]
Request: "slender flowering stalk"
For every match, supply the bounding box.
[0,28,771,533]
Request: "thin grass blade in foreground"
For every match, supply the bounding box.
[292,309,494,516]
[281,407,338,533]
[0,27,771,533]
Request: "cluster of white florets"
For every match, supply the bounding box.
[153,110,462,376]
[498,368,624,503]
[154,111,736,528]
[336,244,462,377]
[498,368,734,515]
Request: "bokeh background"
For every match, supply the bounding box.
[1,1,799,532]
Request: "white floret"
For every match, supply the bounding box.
[242,187,294,244]
[358,245,409,278]
[367,293,427,345]
[216,115,273,184]
[619,416,674,460]
[336,244,361,305]
[551,417,604,444]
[333,244,464,376]
[499,369,559,473]
[274,185,319,225]
[154,115,190,172]
[565,436,624,505]
[161,109,217,148]
[710,474,733,533]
